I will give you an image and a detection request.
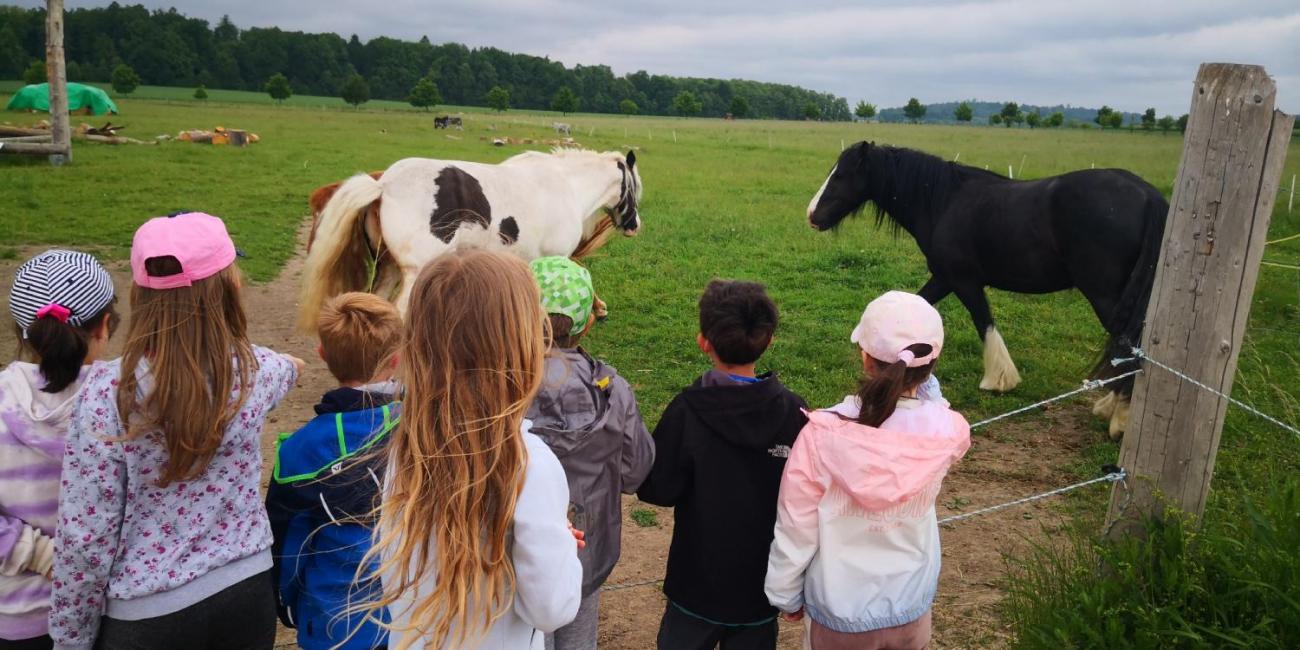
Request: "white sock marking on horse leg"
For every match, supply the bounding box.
[979,326,1022,392]
[1092,391,1118,418]
[1108,395,1131,440]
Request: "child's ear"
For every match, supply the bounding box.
[316,343,326,362]
[387,353,400,370]
[697,333,711,355]
[93,313,113,342]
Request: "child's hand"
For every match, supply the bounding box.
[568,522,586,550]
[283,354,307,376]
[779,608,804,622]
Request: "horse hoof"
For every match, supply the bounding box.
[978,372,1021,393]
[1093,392,1118,419]
[1108,397,1131,440]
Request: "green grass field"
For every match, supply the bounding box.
[3,84,1299,514]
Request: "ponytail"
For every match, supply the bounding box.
[20,303,118,394]
[854,343,936,427]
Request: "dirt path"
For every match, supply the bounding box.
[1,235,1108,648]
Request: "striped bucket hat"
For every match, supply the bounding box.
[9,249,116,338]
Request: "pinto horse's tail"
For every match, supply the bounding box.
[297,173,384,333]
[1093,191,1169,387]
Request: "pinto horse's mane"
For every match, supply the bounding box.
[864,144,1003,232]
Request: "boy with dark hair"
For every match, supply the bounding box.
[638,279,809,650]
[525,257,656,650]
[266,292,403,650]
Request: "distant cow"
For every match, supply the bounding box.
[434,116,449,129]
[449,116,463,129]
[553,122,571,136]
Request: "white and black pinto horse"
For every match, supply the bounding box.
[807,142,1167,437]
[298,148,642,331]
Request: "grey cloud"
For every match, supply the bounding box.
[25,0,1300,113]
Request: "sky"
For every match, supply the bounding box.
[36,0,1300,114]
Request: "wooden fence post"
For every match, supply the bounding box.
[1107,63,1294,535]
[45,0,70,165]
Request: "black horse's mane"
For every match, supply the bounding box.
[863,144,1003,233]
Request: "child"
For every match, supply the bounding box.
[361,250,582,649]
[1,251,117,649]
[524,257,655,650]
[49,213,304,650]
[267,292,403,650]
[638,279,808,650]
[765,291,971,650]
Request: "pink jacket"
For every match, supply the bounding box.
[764,397,969,633]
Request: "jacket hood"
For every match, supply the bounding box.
[527,348,612,455]
[0,362,84,459]
[804,403,970,512]
[681,371,801,450]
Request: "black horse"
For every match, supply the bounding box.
[807,142,1167,437]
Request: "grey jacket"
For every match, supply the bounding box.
[526,348,655,596]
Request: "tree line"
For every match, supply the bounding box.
[861,97,1190,132]
[0,3,851,120]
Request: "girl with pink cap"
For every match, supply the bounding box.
[764,291,970,649]
[48,213,304,650]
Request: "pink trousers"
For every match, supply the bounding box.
[809,610,932,650]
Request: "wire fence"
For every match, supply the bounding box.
[597,349,1300,594]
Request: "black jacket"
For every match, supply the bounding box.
[637,371,808,624]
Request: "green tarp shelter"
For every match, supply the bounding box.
[5,83,119,115]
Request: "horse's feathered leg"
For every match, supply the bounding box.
[953,285,1022,392]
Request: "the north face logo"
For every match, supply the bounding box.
[768,445,791,459]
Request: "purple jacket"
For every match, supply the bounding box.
[49,347,297,650]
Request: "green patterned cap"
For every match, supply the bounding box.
[529,257,594,335]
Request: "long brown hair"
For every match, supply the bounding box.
[855,343,936,427]
[117,257,256,486]
[365,249,547,649]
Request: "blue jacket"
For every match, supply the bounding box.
[267,389,398,650]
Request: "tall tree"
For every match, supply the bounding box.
[728,95,749,118]
[1141,107,1156,131]
[619,98,639,115]
[551,86,579,115]
[407,77,440,111]
[1105,112,1125,129]
[855,100,877,119]
[999,102,1021,128]
[1177,113,1189,132]
[1047,111,1065,128]
[1095,105,1115,127]
[193,84,207,99]
[1025,109,1041,129]
[804,102,821,120]
[485,85,510,111]
[1157,115,1175,133]
[903,98,926,123]
[111,63,140,94]
[989,114,1003,125]
[672,90,701,116]
[954,101,973,122]
[264,72,292,104]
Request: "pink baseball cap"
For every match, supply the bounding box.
[130,212,237,290]
[850,291,944,367]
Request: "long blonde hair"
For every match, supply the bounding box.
[367,249,547,648]
[117,259,256,486]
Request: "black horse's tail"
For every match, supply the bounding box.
[1092,191,1169,390]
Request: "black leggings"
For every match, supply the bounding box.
[94,571,276,650]
[0,635,53,650]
